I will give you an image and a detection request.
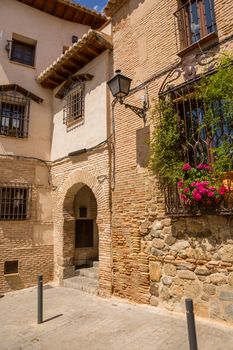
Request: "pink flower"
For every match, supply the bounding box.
[184,188,190,193]
[180,194,188,202]
[191,182,196,187]
[192,189,202,201]
[203,164,211,170]
[197,163,211,171]
[182,163,191,172]
[178,181,183,188]
[207,191,215,198]
[218,185,228,195]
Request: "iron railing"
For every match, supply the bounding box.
[174,0,216,51]
[165,181,233,216]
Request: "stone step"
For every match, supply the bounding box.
[86,260,99,268]
[63,275,99,296]
[92,261,99,268]
[75,266,99,279]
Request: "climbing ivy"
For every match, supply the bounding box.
[150,54,233,183]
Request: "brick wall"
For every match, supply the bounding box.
[0,157,53,293]
[111,0,233,322]
[51,146,112,296]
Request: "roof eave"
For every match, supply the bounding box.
[37,30,113,89]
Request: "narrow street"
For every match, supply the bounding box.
[1,286,233,350]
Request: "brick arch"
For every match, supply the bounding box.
[53,169,112,296]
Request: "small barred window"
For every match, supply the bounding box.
[63,83,84,126]
[0,184,31,220]
[0,92,30,138]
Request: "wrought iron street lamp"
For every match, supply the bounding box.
[107,70,148,124]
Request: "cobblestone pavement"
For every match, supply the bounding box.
[1,285,233,350]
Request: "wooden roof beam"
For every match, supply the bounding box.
[74,52,90,64]
[85,46,100,57]
[43,0,48,11]
[61,4,68,19]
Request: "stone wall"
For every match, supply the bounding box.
[141,176,233,322]
[0,157,53,293]
[110,0,233,323]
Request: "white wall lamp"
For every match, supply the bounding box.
[107,70,148,124]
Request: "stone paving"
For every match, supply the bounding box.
[1,285,233,350]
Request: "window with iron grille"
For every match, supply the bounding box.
[175,0,216,51]
[170,84,232,167]
[63,83,84,126]
[0,184,31,220]
[0,92,30,138]
[10,39,35,67]
[161,83,233,216]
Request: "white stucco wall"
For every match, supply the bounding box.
[51,50,111,160]
[0,0,90,160]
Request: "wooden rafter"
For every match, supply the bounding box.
[16,0,107,29]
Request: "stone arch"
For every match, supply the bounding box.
[53,169,112,296]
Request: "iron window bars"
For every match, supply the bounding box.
[174,0,216,51]
[0,183,31,220]
[63,83,84,126]
[160,81,233,216]
[0,91,30,138]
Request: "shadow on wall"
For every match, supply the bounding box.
[5,275,24,291]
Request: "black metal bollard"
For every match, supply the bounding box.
[37,275,43,324]
[185,299,198,350]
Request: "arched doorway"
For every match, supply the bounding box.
[74,185,98,267]
[53,169,112,297]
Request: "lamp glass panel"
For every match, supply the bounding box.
[107,75,121,98]
[119,76,131,96]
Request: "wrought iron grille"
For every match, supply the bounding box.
[0,92,30,137]
[165,181,233,216]
[63,83,84,126]
[174,0,216,51]
[0,183,31,220]
[160,80,233,216]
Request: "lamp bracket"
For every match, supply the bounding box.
[119,100,148,124]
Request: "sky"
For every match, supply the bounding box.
[74,0,108,12]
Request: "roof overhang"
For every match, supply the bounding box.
[37,30,112,89]
[16,0,107,29]
[104,0,129,17]
[0,84,43,103]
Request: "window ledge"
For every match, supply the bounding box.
[0,134,28,140]
[4,273,19,277]
[9,60,35,69]
[177,32,218,57]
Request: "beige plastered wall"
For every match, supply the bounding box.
[51,50,111,160]
[0,0,90,160]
